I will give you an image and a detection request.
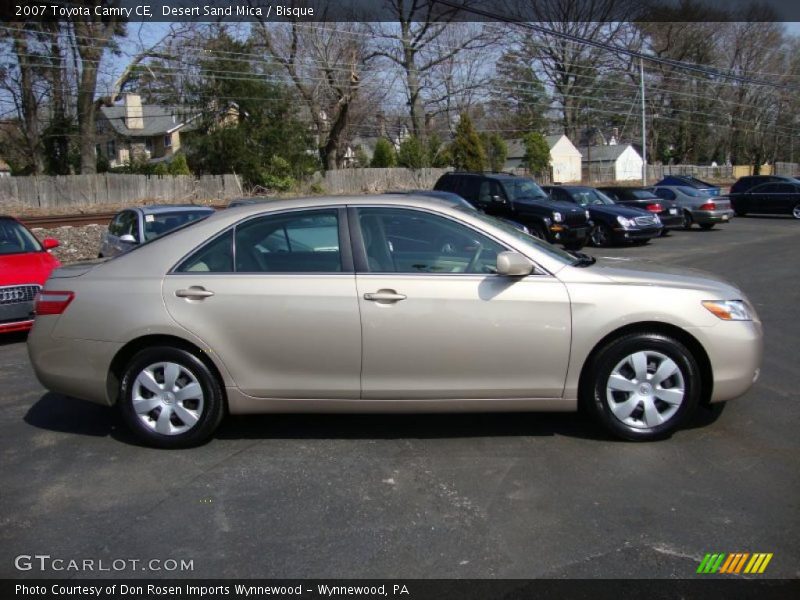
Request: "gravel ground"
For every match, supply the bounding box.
[32,224,105,264]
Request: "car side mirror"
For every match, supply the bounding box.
[119,234,137,244]
[490,194,506,204]
[496,251,534,277]
[42,238,59,250]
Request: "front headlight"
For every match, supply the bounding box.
[552,211,563,223]
[702,300,752,321]
[616,215,633,228]
[585,210,591,220]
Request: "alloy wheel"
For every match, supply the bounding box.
[590,224,609,247]
[132,361,204,435]
[793,205,800,219]
[605,350,686,430]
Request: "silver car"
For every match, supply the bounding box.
[29,196,762,448]
[99,205,215,258]
[647,186,735,230]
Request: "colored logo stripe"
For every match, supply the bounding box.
[698,553,773,574]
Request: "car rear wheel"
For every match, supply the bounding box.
[119,346,224,448]
[682,211,693,230]
[589,224,612,247]
[734,210,747,217]
[792,205,800,219]
[583,332,701,441]
[699,223,715,230]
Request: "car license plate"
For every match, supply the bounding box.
[669,208,678,215]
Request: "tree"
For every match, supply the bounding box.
[480,133,507,172]
[488,49,550,136]
[168,153,191,176]
[449,114,485,171]
[182,28,315,188]
[397,135,427,169]
[521,132,551,175]
[371,138,397,168]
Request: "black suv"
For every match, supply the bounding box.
[434,172,591,249]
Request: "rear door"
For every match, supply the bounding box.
[351,206,571,400]
[162,207,362,399]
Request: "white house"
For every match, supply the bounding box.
[579,144,643,181]
[504,134,583,182]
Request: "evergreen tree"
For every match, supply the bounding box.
[449,114,486,171]
[521,132,550,175]
[480,132,508,172]
[397,135,427,169]
[371,138,397,167]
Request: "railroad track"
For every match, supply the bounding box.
[20,205,227,229]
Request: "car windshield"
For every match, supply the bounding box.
[467,210,575,266]
[0,218,42,255]
[502,179,548,201]
[569,189,615,206]
[629,190,659,200]
[676,186,704,197]
[143,210,213,241]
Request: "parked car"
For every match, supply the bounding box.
[29,195,762,447]
[647,186,734,230]
[596,186,683,231]
[729,175,800,200]
[434,172,591,249]
[729,180,800,219]
[0,216,61,334]
[542,186,662,247]
[99,205,215,258]
[227,197,271,208]
[655,175,721,197]
[384,190,530,233]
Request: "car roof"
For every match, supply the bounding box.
[443,171,530,181]
[134,205,215,215]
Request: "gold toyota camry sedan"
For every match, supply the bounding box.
[28,196,762,448]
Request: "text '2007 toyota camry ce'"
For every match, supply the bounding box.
[27,196,762,448]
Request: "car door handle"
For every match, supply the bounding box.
[176,287,215,299]
[363,290,407,303]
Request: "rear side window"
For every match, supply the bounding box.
[234,209,342,273]
[177,230,234,272]
[654,188,676,200]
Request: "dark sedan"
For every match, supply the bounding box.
[596,186,683,231]
[543,186,662,247]
[730,181,800,219]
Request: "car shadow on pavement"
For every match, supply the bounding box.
[214,412,613,442]
[0,332,28,346]
[24,392,135,441]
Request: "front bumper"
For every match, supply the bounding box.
[693,208,735,225]
[694,319,763,403]
[611,225,663,242]
[549,223,590,245]
[0,299,36,334]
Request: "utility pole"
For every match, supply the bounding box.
[640,57,647,186]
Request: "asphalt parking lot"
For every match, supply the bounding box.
[1,216,798,579]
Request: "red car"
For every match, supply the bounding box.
[0,216,61,333]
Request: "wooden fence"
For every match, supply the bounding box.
[309,167,452,195]
[0,173,242,211]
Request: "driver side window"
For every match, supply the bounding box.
[357,208,507,275]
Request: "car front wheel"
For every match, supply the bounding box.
[583,332,701,441]
[119,346,225,448]
[590,224,612,247]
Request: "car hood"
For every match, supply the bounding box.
[0,251,61,286]
[587,204,648,218]
[588,257,742,296]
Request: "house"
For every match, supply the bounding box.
[0,158,10,177]
[504,135,583,182]
[579,144,643,182]
[95,94,199,167]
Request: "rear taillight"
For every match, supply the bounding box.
[646,203,663,213]
[34,291,74,315]
[699,201,716,210]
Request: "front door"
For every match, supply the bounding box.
[162,208,361,399]
[352,206,571,400]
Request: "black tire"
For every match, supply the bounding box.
[589,223,613,247]
[682,211,693,230]
[699,223,715,230]
[119,346,225,448]
[734,210,747,217]
[582,332,701,441]
[660,229,670,237]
